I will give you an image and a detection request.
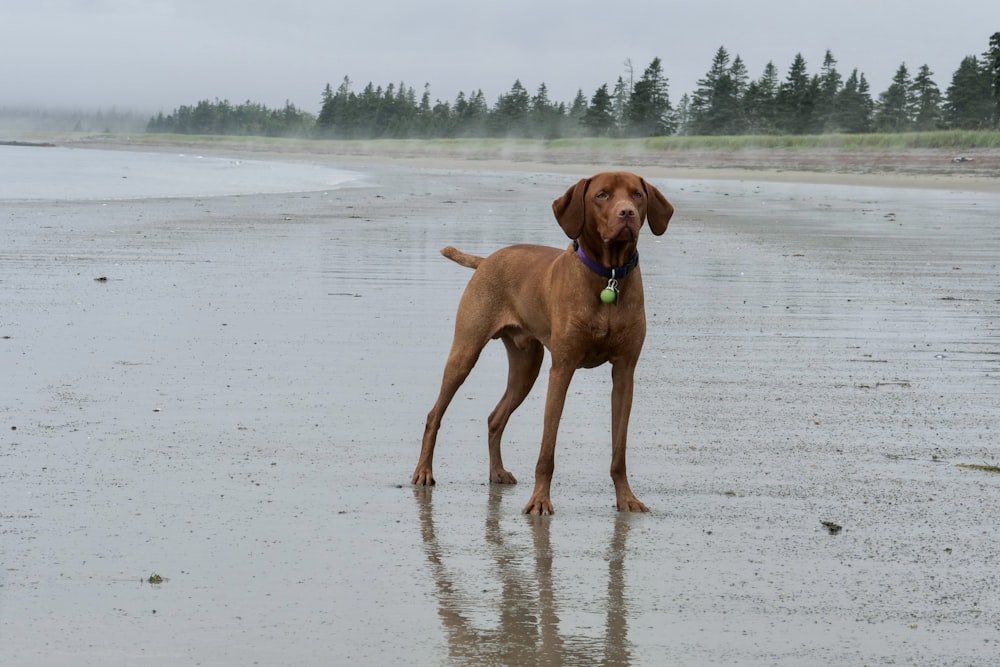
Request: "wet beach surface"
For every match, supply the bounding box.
[2,151,999,664]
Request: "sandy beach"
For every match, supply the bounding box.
[2,142,999,665]
[58,133,1000,193]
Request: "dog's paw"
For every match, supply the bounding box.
[616,496,649,513]
[522,496,554,516]
[490,469,517,484]
[411,469,436,486]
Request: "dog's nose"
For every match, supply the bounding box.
[617,206,637,219]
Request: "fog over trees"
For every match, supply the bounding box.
[19,35,1000,139]
[0,106,148,134]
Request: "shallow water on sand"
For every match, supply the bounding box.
[0,144,360,200]
[2,155,999,665]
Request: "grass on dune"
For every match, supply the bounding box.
[34,128,1000,156]
[552,130,1000,152]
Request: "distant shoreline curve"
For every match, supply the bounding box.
[51,134,1000,193]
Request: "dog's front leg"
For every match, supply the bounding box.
[523,363,576,515]
[610,360,648,512]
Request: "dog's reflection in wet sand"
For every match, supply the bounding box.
[413,486,634,664]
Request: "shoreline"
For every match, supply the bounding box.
[53,134,1000,193]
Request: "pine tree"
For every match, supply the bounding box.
[385,82,418,138]
[743,61,779,134]
[530,83,566,138]
[816,50,842,132]
[625,57,675,136]
[987,32,1000,128]
[944,55,994,129]
[729,55,750,133]
[491,80,530,136]
[730,56,749,97]
[910,65,942,131]
[690,46,736,135]
[453,91,469,131]
[582,83,615,137]
[777,53,815,134]
[674,93,691,135]
[317,83,336,132]
[567,90,589,137]
[466,90,489,136]
[327,76,355,137]
[611,76,630,132]
[414,84,433,137]
[430,99,453,138]
[834,69,874,133]
[874,63,915,132]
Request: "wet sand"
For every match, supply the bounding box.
[2,149,999,665]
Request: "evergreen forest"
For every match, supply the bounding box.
[147,33,1000,139]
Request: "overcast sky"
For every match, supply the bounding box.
[3,0,998,114]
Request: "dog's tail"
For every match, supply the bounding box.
[440,246,483,269]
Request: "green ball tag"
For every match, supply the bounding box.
[600,287,618,304]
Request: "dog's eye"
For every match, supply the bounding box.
[632,191,644,200]
[595,191,609,200]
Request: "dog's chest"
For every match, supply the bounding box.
[573,309,643,367]
[587,314,618,341]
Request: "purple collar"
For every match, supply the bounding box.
[573,239,639,279]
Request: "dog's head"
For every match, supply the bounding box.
[551,171,673,245]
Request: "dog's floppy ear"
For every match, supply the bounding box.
[552,178,589,239]
[643,178,674,236]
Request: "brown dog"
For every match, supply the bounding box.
[412,172,673,515]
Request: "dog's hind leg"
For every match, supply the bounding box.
[486,335,544,484]
[412,336,487,486]
[412,302,494,486]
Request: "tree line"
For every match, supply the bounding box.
[147,99,314,137]
[147,33,1000,139]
